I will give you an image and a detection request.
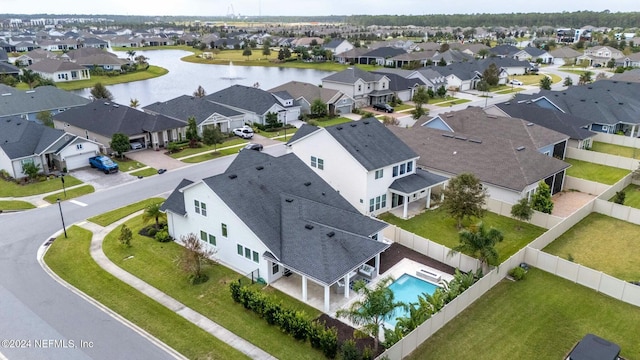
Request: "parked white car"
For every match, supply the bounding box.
[509,79,524,86]
[233,125,254,139]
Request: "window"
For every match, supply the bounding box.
[406,161,413,172]
[392,166,398,177]
[222,223,228,237]
[76,143,83,150]
[208,234,216,246]
[369,194,387,212]
[358,84,362,92]
[272,263,280,275]
[381,194,387,208]
[369,198,375,212]
[400,164,406,175]
[375,169,384,179]
[544,151,550,156]
[245,248,251,259]
[237,244,243,256]
[194,200,201,214]
[200,202,207,216]
[311,156,324,170]
[200,230,207,242]
[253,251,259,263]
[311,156,317,167]
[317,158,324,170]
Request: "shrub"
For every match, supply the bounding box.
[362,345,374,360]
[307,120,319,126]
[508,266,527,281]
[154,230,171,242]
[309,321,325,349]
[147,227,158,236]
[613,190,626,205]
[320,327,338,359]
[167,142,181,154]
[340,339,360,360]
[229,281,242,303]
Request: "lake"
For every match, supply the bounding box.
[71,50,334,107]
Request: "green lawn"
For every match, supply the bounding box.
[433,98,472,107]
[129,168,158,177]
[256,128,298,139]
[112,157,147,171]
[0,175,82,197]
[87,197,165,226]
[103,216,326,360]
[591,141,640,159]
[170,138,247,159]
[44,226,248,360]
[43,185,95,203]
[393,104,413,112]
[565,158,630,185]
[611,184,640,209]
[315,117,353,127]
[54,66,168,91]
[0,200,35,211]
[543,213,640,280]
[180,147,243,163]
[405,268,640,360]
[378,208,545,263]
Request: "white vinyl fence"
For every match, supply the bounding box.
[485,197,563,229]
[567,147,638,171]
[593,132,640,149]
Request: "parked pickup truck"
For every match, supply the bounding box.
[89,156,119,174]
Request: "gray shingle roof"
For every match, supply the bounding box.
[389,169,448,194]
[27,58,87,72]
[0,62,19,74]
[322,67,385,84]
[0,117,65,159]
[0,85,91,118]
[389,125,570,192]
[205,84,281,114]
[268,81,343,105]
[323,118,418,171]
[371,71,425,91]
[285,123,320,144]
[53,102,185,137]
[361,47,406,58]
[143,95,242,124]
[160,179,193,216]
[180,151,388,285]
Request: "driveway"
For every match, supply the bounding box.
[125,149,186,171]
[69,167,138,191]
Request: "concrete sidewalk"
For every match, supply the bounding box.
[80,215,277,360]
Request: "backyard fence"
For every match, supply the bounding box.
[593,132,640,149]
[566,147,639,170]
[485,197,563,229]
[563,175,611,196]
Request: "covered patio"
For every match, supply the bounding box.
[389,168,448,219]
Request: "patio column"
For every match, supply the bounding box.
[301,275,307,302]
[324,285,330,313]
[403,195,409,219]
[441,183,446,202]
[344,273,350,298]
[631,125,637,138]
[375,254,381,277]
[426,188,432,209]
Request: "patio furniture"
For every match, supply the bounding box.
[358,264,375,279]
[334,279,345,294]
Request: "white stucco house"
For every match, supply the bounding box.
[161,151,390,312]
[286,118,448,219]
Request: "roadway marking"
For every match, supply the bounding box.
[70,200,88,207]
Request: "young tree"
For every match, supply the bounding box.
[531,181,554,214]
[129,98,140,109]
[563,76,574,86]
[202,126,224,151]
[242,47,252,60]
[482,63,500,86]
[449,222,504,269]
[177,233,217,284]
[442,173,487,229]
[436,85,447,98]
[20,69,38,89]
[265,112,279,129]
[510,197,533,229]
[110,133,130,158]
[118,224,132,247]
[613,191,626,205]
[336,276,405,352]
[142,203,165,230]
[185,116,200,147]
[412,87,429,120]
[22,161,40,181]
[193,85,206,98]
[262,43,271,57]
[539,76,552,90]
[278,48,285,61]
[126,49,136,60]
[578,71,593,85]
[90,82,113,101]
[36,110,54,127]
[310,99,327,118]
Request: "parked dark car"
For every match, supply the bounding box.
[239,143,263,152]
[373,103,394,113]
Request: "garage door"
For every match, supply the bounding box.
[336,104,352,115]
[65,153,93,170]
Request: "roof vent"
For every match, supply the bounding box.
[256,165,264,170]
[285,198,293,203]
[445,114,453,118]
[580,99,586,102]
[327,231,335,237]
[504,102,510,105]
[527,123,534,126]
[104,102,110,105]
[304,181,311,186]
[516,146,525,151]
[487,115,497,119]
[26,90,35,93]
[363,120,370,124]
[336,126,343,130]
[228,174,237,179]
[619,102,624,105]
[1,93,11,96]
[350,123,357,127]
[305,224,314,230]
[442,133,454,138]
[113,104,119,108]
[454,135,467,141]
[587,86,593,89]
[469,138,482,144]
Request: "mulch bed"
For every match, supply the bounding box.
[315,313,383,357]
[378,242,457,274]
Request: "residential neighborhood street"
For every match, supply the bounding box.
[0,144,285,359]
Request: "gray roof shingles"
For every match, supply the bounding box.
[143,95,243,124]
[160,179,193,216]
[204,84,281,114]
[0,85,91,118]
[0,117,64,159]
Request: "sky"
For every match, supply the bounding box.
[1,0,639,17]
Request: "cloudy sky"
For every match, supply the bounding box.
[2,0,639,17]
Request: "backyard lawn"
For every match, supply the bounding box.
[565,158,630,185]
[543,213,640,281]
[378,208,545,263]
[54,66,168,91]
[405,268,640,360]
[315,117,353,127]
[591,141,640,159]
[103,216,326,360]
[0,175,82,197]
[44,226,248,360]
[610,183,640,209]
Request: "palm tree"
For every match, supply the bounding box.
[449,222,504,270]
[142,203,165,230]
[20,69,38,89]
[129,98,140,109]
[193,85,206,98]
[578,71,593,85]
[126,49,136,60]
[336,276,405,352]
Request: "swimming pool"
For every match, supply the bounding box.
[386,273,439,327]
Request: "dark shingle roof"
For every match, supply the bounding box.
[0,117,64,159]
[371,71,425,91]
[143,95,242,124]
[361,46,406,58]
[160,179,193,216]
[285,123,321,144]
[324,118,418,171]
[27,58,86,72]
[204,84,281,114]
[0,85,91,118]
[53,102,185,137]
[322,67,384,84]
[389,169,448,194]
[0,62,20,74]
[169,151,388,285]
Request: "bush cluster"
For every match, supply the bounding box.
[229,281,338,358]
[508,266,527,281]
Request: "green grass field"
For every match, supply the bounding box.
[0,200,35,211]
[543,213,640,281]
[87,197,165,226]
[170,138,247,159]
[591,141,640,159]
[54,66,168,91]
[129,168,158,177]
[0,175,82,197]
[43,185,95,203]
[565,158,630,185]
[405,268,640,360]
[180,146,243,163]
[103,216,326,360]
[379,208,545,263]
[44,226,248,360]
[314,117,353,127]
[112,157,147,171]
[611,184,640,209]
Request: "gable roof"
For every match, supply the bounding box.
[323,118,418,170]
[205,84,281,114]
[53,102,185,137]
[159,178,194,216]
[0,62,20,74]
[0,85,91,118]
[371,71,425,91]
[493,103,595,141]
[361,46,406,58]
[549,47,582,58]
[0,117,65,159]
[167,151,388,285]
[267,81,344,105]
[322,67,385,84]
[143,95,243,124]
[568,334,620,360]
[27,58,86,73]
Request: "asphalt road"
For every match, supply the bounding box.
[0,145,286,360]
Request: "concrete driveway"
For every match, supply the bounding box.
[69,167,138,191]
[125,149,186,170]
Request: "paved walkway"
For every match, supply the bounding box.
[79,214,277,360]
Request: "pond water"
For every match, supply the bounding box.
[71,50,334,107]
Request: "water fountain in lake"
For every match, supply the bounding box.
[221,61,244,80]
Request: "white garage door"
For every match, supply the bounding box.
[336,104,352,115]
[65,153,93,170]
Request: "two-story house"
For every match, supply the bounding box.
[161,150,390,312]
[578,45,625,67]
[286,118,447,219]
[322,67,393,108]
